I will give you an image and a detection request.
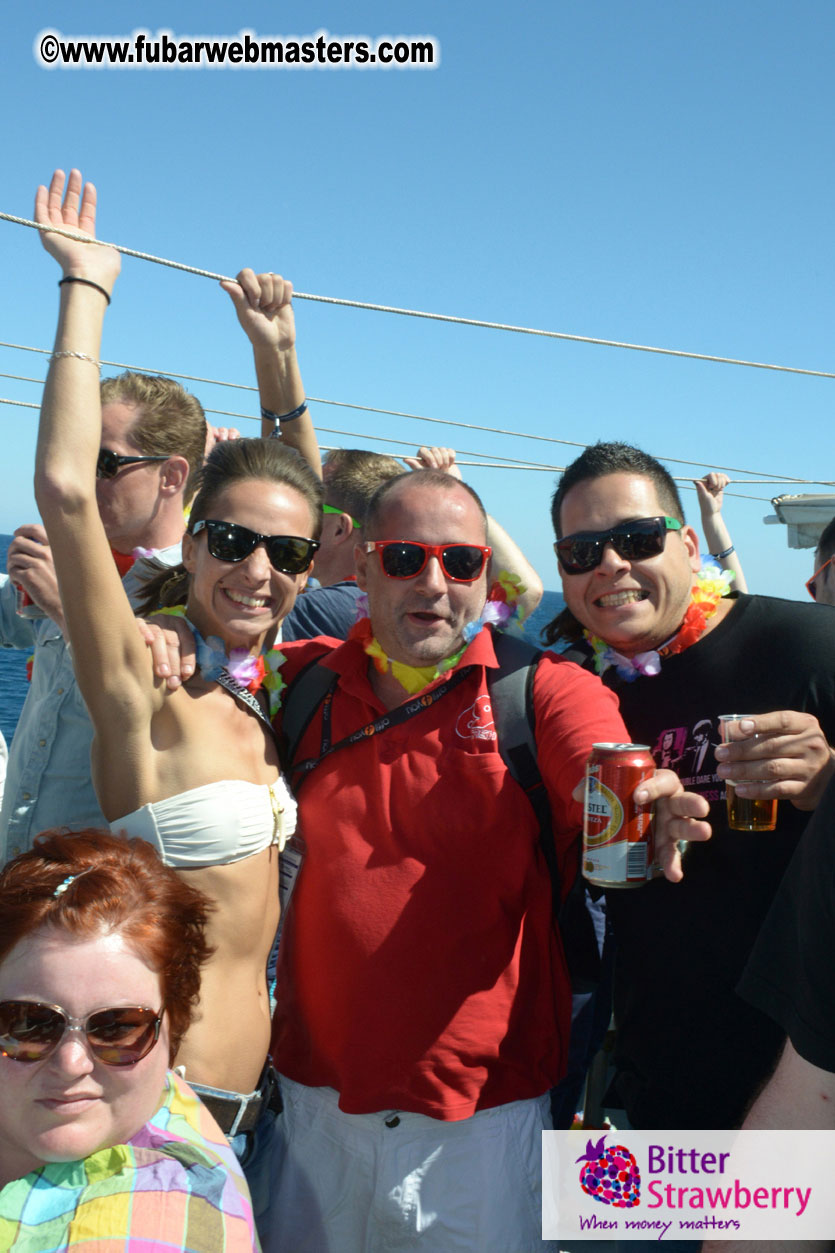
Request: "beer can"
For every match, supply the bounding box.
[583,743,656,889]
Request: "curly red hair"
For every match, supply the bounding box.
[0,830,213,1062]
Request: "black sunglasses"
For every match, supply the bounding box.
[555,515,683,575]
[806,555,834,601]
[364,540,492,582]
[0,1000,163,1066]
[192,519,319,575]
[96,449,169,480]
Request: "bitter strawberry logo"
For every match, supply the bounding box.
[576,1135,641,1208]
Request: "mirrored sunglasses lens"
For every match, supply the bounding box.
[615,521,666,562]
[205,523,254,562]
[266,538,312,574]
[442,547,486,580]
[87,1008,158,1065]
[0,1002,64,1061]
[96,451,118,479]
[379,544,425,578]
[616,532,661,562]
[557,538,600,573]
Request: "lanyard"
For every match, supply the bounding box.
[215,669,274,732]
[292,664,476,783]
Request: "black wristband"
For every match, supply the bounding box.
[58,276,111,305]
[710,545,734,560]
[261,401,308,424]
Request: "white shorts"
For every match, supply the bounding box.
[263,1075,559,1253]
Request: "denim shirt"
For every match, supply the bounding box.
[0,544,181,864]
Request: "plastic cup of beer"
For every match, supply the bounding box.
[718,714,778,832]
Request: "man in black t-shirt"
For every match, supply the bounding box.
[547,441,835,1130]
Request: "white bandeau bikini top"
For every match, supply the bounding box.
[110,777,297,869]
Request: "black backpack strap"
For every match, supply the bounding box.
[488,632,561,901]
[280,655,338,767]
[489,632,602,991]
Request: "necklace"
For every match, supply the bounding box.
[350,617,468,695]
[585,564,733,682]
[350,573,530,696]
[155,606,286,715]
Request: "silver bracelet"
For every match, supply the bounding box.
[50,350,101,368]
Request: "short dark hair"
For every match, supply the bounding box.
[189,437,323,539]
[322,449,405,521]
[363,469,488,539]
[100,373,208,500]
[543,442,686,648]
[551,442,685,539]
[0,830,213,1062]
[817,516,835,565]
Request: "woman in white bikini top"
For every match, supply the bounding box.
[32,168,323,1112]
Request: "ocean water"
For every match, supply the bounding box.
[525,587,565,649]
[0,531,565,748]
[0,536,30,745]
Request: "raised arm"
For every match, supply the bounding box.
[221,268,322,478]
[403,446,544,619]
[694,471,748,593]
[33,169,163,741]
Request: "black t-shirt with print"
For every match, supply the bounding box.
[600,593,835,1128]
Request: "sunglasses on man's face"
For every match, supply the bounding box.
[192,519,319,575]
[0,1000,163,1066]
[364,540,492,582]
[806,555,835,601]
[555,515,683,575]
[96,449,169,480]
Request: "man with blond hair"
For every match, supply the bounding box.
[0,371,206,862]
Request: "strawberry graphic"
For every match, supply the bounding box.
[576,1135,641,1208]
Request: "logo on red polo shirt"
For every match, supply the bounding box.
[455,695,497,742]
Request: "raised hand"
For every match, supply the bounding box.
[694,471,731,517]
[34,168,120,291]
[403,446,463,480]
[221,268,296,352]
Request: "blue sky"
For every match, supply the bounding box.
[1,1,833,599]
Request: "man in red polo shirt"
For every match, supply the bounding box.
[266,469,709,1253]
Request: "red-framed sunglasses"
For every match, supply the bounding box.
[364,540,492,582]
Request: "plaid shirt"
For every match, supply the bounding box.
[0,1072,258,1251]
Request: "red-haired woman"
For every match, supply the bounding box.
[0,829,257,1250]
